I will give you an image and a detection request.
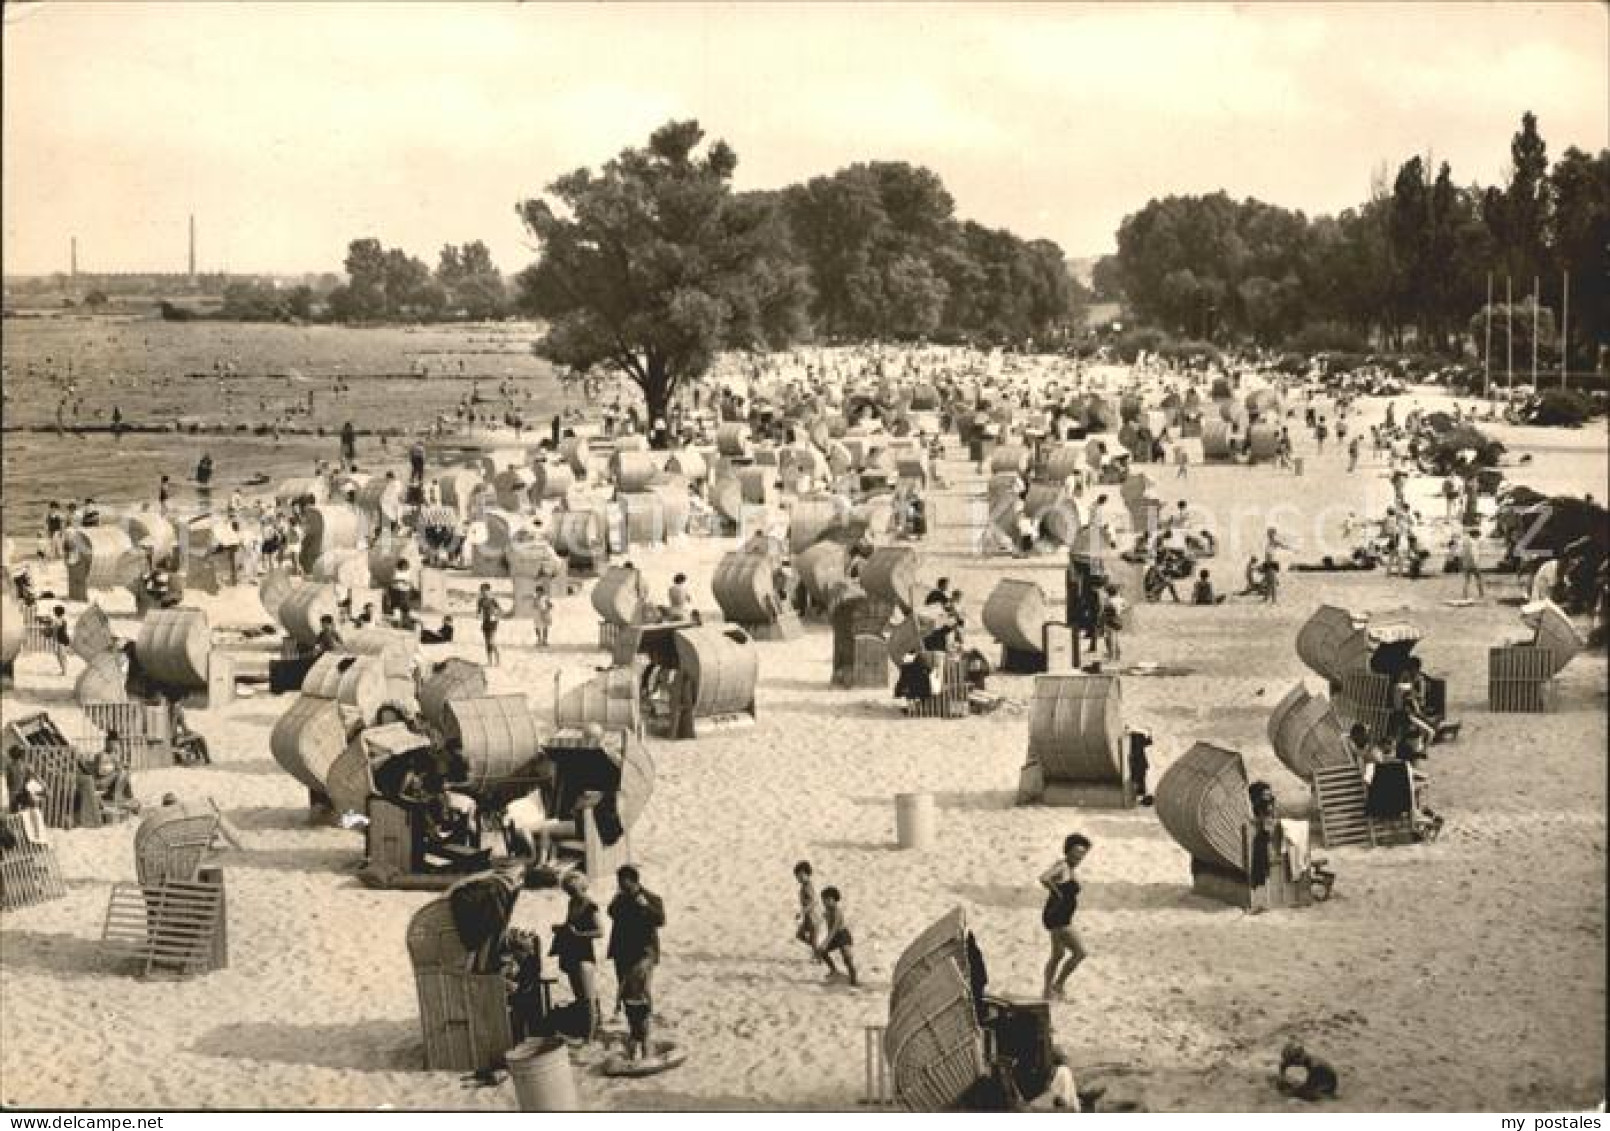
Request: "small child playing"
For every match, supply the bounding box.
[792,861,824,962]
[532,586,553,648]
[817,886,859,987]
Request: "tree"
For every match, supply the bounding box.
[515,120,810,440]
[437,240,507,320]
[338,238,387,320]
[1548,146,1610,369]
[1090,254,1125,302]
[1485,112,1552,284]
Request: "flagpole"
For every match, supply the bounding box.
[1560,269,1570,390]
[1505,275,1513,395]
[1483,273,1492,400]
[1531,276,1540,388]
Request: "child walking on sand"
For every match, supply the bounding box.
[792,861,824,963]
[817,886,859,987]
[476,583,504,667]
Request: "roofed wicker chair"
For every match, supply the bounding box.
[1489,599,1585,713]
[101,804,227,977]
[884,907,1053,1111]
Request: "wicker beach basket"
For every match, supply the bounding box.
[66,527,136,590]
[126,512,177,561]
[278,583,340,648]
[885,906,988,1112]
[74,651,129,705]
[270,695,350,792]
[712,553,777,625]
[592,566,647,627]
[531,461,575,501]
[795,540,849,608]
[982,580,1047,654]
[673,626,759,719]
[716,423,751,458]
[70,604,119,662]
[418,659,489,731]
[299,505,361,574]
[135,608,212,690]
[664,450,708,483]
[610,451,662,494]
[860,546,920,613]
[550,510,607,570]
[1295,605,1371,684]
[1154,742,1250,874]
[1266,683,1351,781]
[1027,674,1122,783]
[1200,420,1233,461]
[357,476,404,523]
[440,695,547,804]
[554,667,642,734]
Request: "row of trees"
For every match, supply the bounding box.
[771,162,1083,341]
[514,120,1087,430]
[325,238,508,322]
[1101,113,1607,368]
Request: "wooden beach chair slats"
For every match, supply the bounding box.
[407,897,515,1071]
[1334,672,1396,744]
[1488,646,1559,713]
[22,615,55,654]
[101,878,225,977]
[885,908,987,1112]
[1312,765,1375,848]
[0,813,67,911]
[18,746,86,830]
[906,654,968,719]
[83,702,173,771]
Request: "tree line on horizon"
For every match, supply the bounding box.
[1093,112,1608,371]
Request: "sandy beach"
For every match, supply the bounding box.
[1,381,1603,1112]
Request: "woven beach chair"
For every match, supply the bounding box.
[0,811,67,912]
[101,805,227,977]
[406,894,516,1072]
[1488,600,1584,713]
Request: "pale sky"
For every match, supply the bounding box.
[3,1,1605,277]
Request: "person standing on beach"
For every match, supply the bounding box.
[476,582,504,667]
[340,421,357,465]
[607,865,667,1062]
[44,502,65,559]
[551,871,604,1041]
[49,605,71,675]
[1458,527,1485,598]
[1040,833,1091,1000]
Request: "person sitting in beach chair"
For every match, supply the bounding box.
[894,650,936,706]
[168,701,210,767]
[75,739,137,825]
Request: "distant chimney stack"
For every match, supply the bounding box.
[188,214,196,278]
[71,236,78,279]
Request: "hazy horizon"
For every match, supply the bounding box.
[4,1,1605,278]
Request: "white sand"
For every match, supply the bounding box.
[2,387,1603,1111]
